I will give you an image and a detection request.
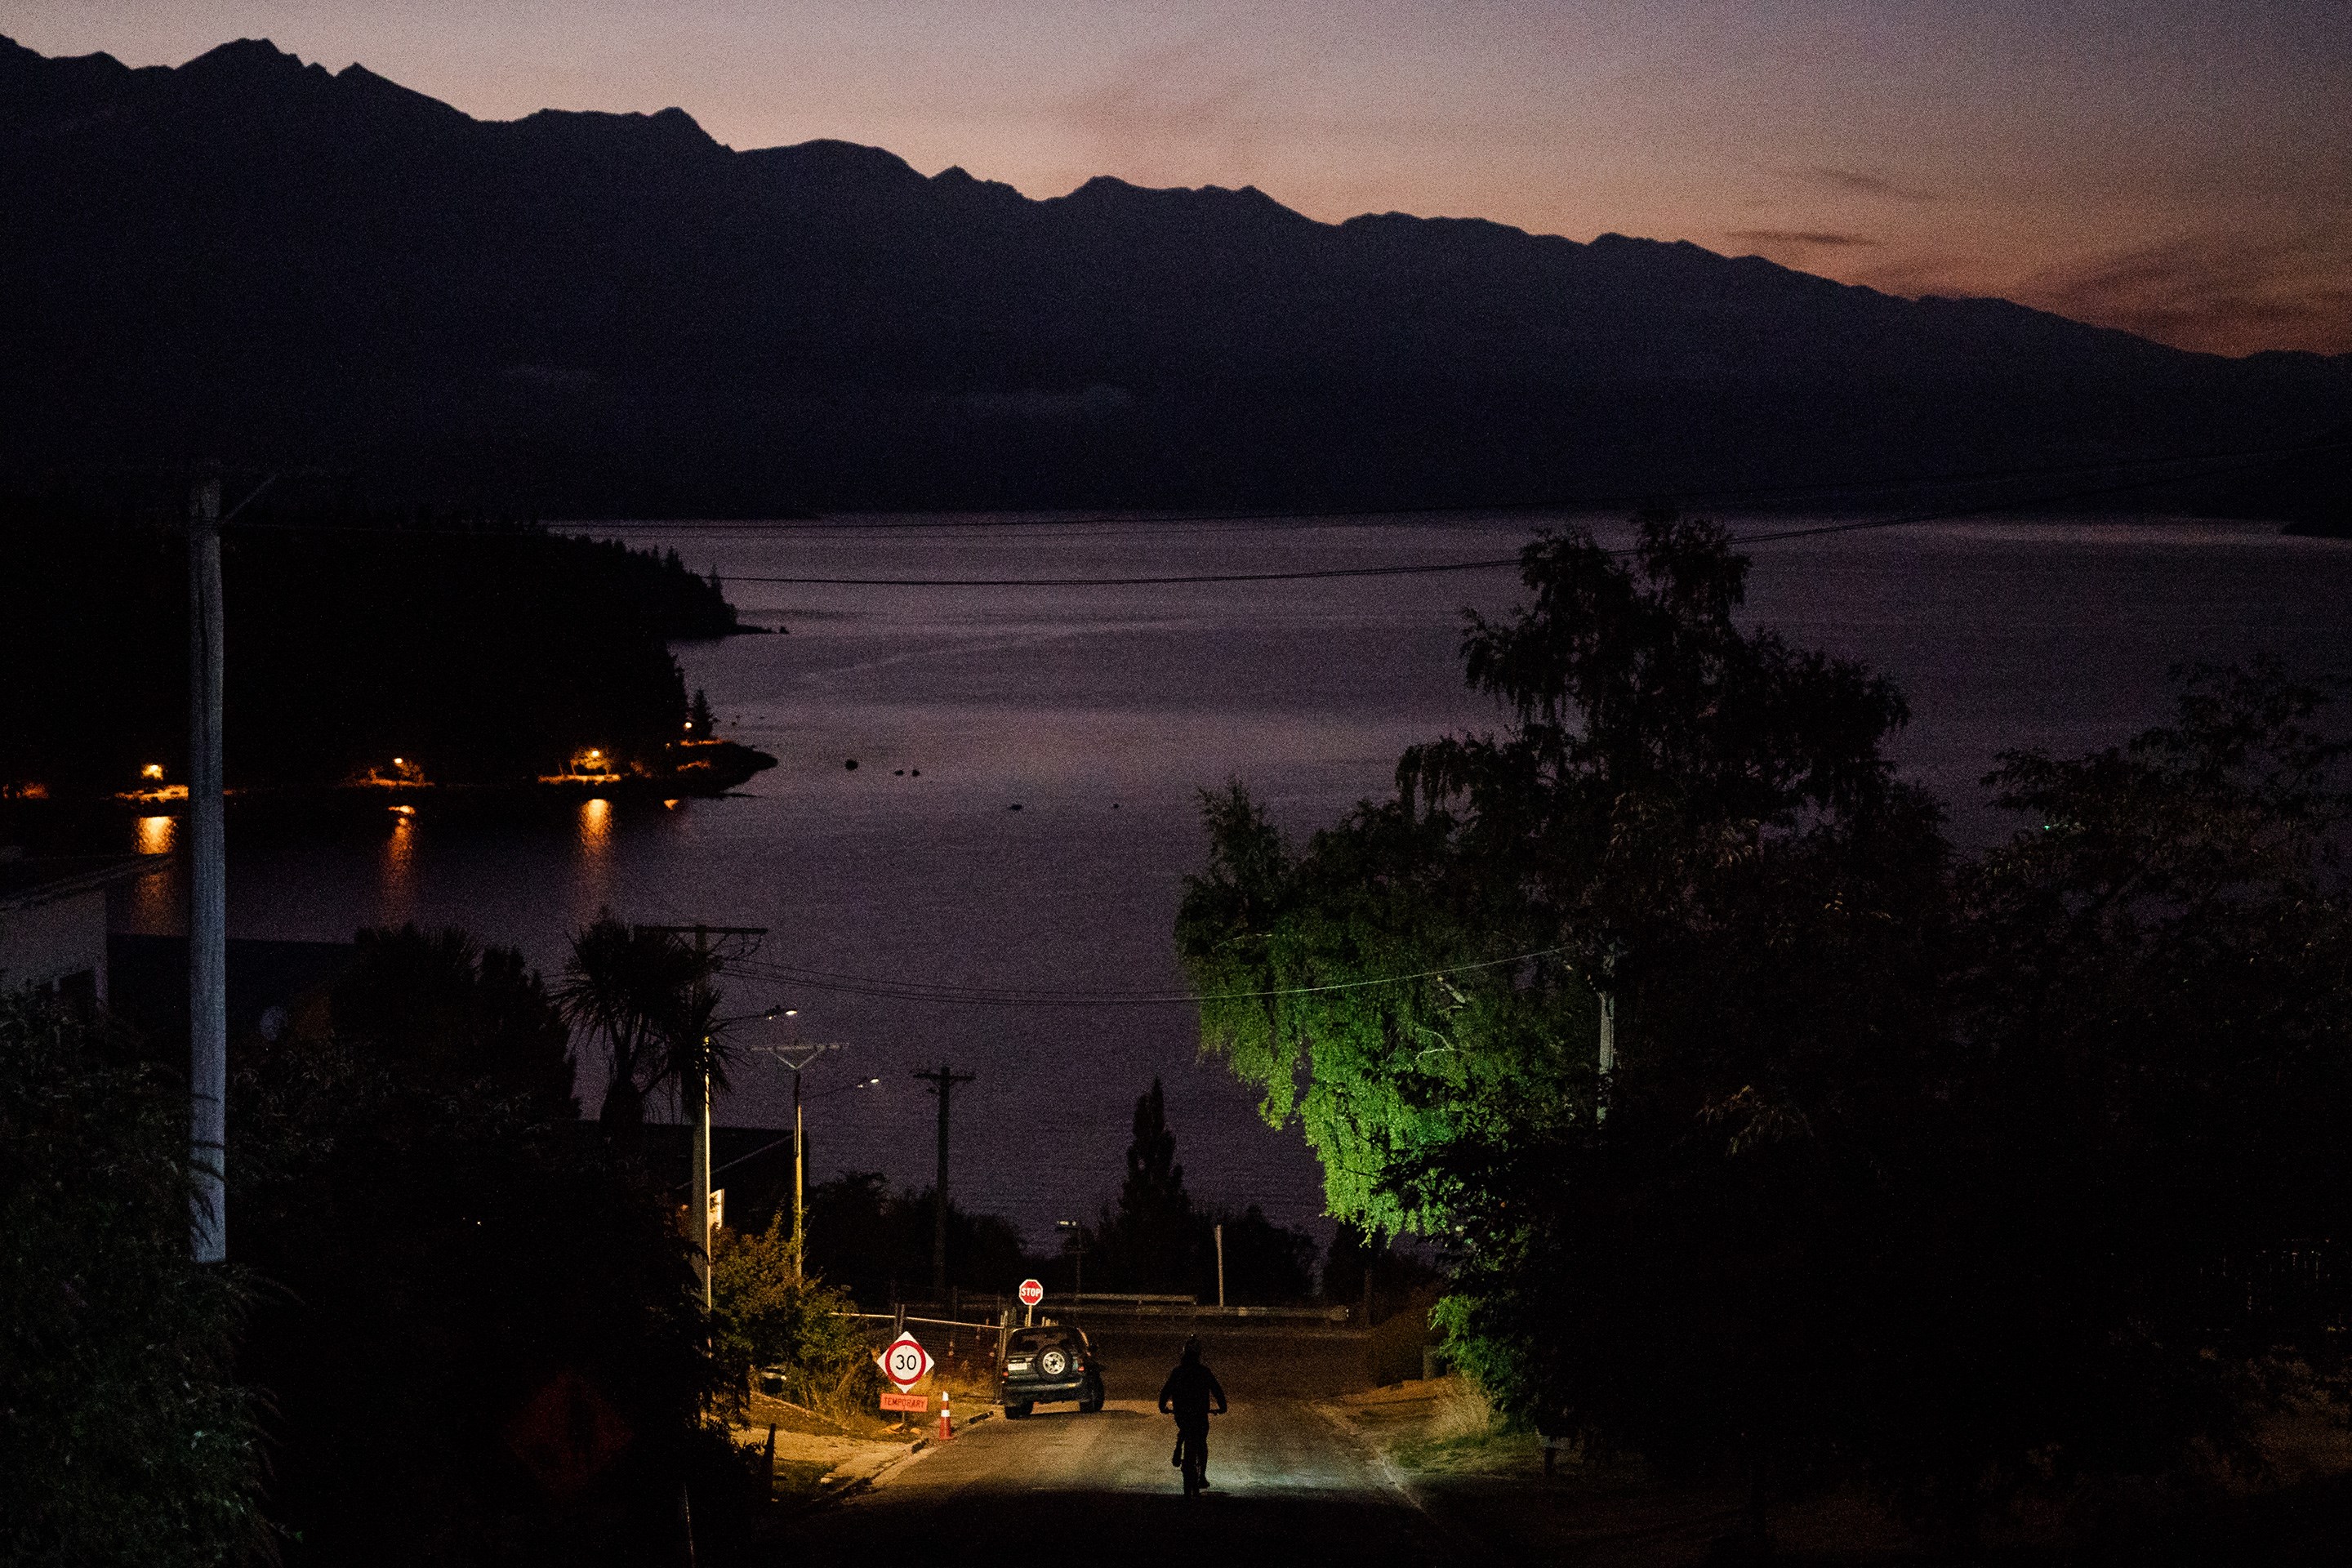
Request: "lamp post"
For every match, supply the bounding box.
[759,1024,850,1279]
[687,998,789,1311]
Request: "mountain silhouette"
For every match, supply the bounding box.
[4,35,2346,516]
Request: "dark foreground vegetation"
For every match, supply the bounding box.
[1180,513,2352,1552]
[0,490,755,801]
[2,923,807,1568]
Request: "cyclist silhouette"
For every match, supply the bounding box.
[1157,1335,1227,1496]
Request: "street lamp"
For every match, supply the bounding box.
[688,1002,795,1310]
[1058,1218,1087,1302]
[756,1019,853,1280]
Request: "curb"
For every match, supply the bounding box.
[803,1408,997,1510]
[1310,1400,1430,1517]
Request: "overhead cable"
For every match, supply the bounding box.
[722,947,1562,1009]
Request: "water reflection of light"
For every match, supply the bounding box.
[580,798,612,853]
[131,816,180,929]
[381,808,417,922]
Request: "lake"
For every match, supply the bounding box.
[118,513,2352,1250]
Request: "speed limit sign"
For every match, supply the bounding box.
[877,1332,932,1391]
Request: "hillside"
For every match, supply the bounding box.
[2,35,2346,516]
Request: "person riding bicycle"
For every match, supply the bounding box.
[1158,1335,1227,1492]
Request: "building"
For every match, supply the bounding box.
[0,849,151,1008]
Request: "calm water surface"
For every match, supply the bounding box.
[121,514,2352,1248]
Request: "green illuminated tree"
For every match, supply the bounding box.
[1178,513,1947,1521]
[1178,516,2352,1536]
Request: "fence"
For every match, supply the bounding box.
[840,1310,1012,1395]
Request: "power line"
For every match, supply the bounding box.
[511,431,2352,537]
[142,430,2346,551]
[726,947,1561,1009]
[677,440,2352,587]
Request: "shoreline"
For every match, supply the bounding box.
[0,742,778,836]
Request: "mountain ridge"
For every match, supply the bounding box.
[2,34,2345,517]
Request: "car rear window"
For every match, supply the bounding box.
[1009,1328,1080,1352]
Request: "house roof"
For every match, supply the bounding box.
[0,850,160,911]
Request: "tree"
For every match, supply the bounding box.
[1090,1080,1199,1293]
[0,994,263,1568]
[800,1172,1027,1303]
[1862,660,2352,1517]
[554,912,716,1147]
[1177,516,2352,1536]
[688,688,715,737]
[1206,1204,1319,1306]
[1178,514,1950,1528]
[711,1214,875,1413]
[332,924,576,1113]
[233,925,742,1567]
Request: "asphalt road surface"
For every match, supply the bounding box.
[789,1397,1454,1568]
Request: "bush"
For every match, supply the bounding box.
[0,992,264,1566]
[711,1215,876,1414]
[231,926,737,1566]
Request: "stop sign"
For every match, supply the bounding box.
[876,1332,931,1391]
[1018,1277,1045,1308]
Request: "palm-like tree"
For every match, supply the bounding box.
[555,911,714,1146]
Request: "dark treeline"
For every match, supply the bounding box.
[0,490,741,796]
[1180,514,2352,1548]
[802,1174,1029,1306]
[800,1082,1326,1309]
[1067,1079,1322,1306]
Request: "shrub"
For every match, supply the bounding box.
[0,992,264,1566]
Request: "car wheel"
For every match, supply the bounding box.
[1005,1401,1033,1419]
[1080,1379,1103,1413]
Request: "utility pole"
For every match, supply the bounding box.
[1214,1222,1226,1307]
[1058,1218,1085,1302]
[912,1063,974,1297]
[688,926,713,1312]
[1595,943,1619,1126]
[761,1032,844,1279]
[188,478,226,1263]
[636,922,766,1312]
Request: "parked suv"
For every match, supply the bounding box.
[999,1325,1104,1417]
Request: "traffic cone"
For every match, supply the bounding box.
[938,1392,953,1441]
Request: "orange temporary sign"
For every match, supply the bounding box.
[879,1391,928,1413]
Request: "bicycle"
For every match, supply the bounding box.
[1174,1419,1213,1497]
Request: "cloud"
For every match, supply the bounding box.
[2021,229,2352,355]
[1725,229,1881,248]
[1793,166,1937,203]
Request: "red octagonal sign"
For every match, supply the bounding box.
[1018,1277,1045,1307]
[877,1332,931,1391]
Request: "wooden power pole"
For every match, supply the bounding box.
[911,1063,973,1296]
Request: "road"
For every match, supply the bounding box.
[788,1396,1455,1568]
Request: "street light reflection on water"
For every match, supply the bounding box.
[578,797,612,853]
[381,808,417,923]
[131,815,177,928]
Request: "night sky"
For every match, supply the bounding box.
[12,1,2347,354]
